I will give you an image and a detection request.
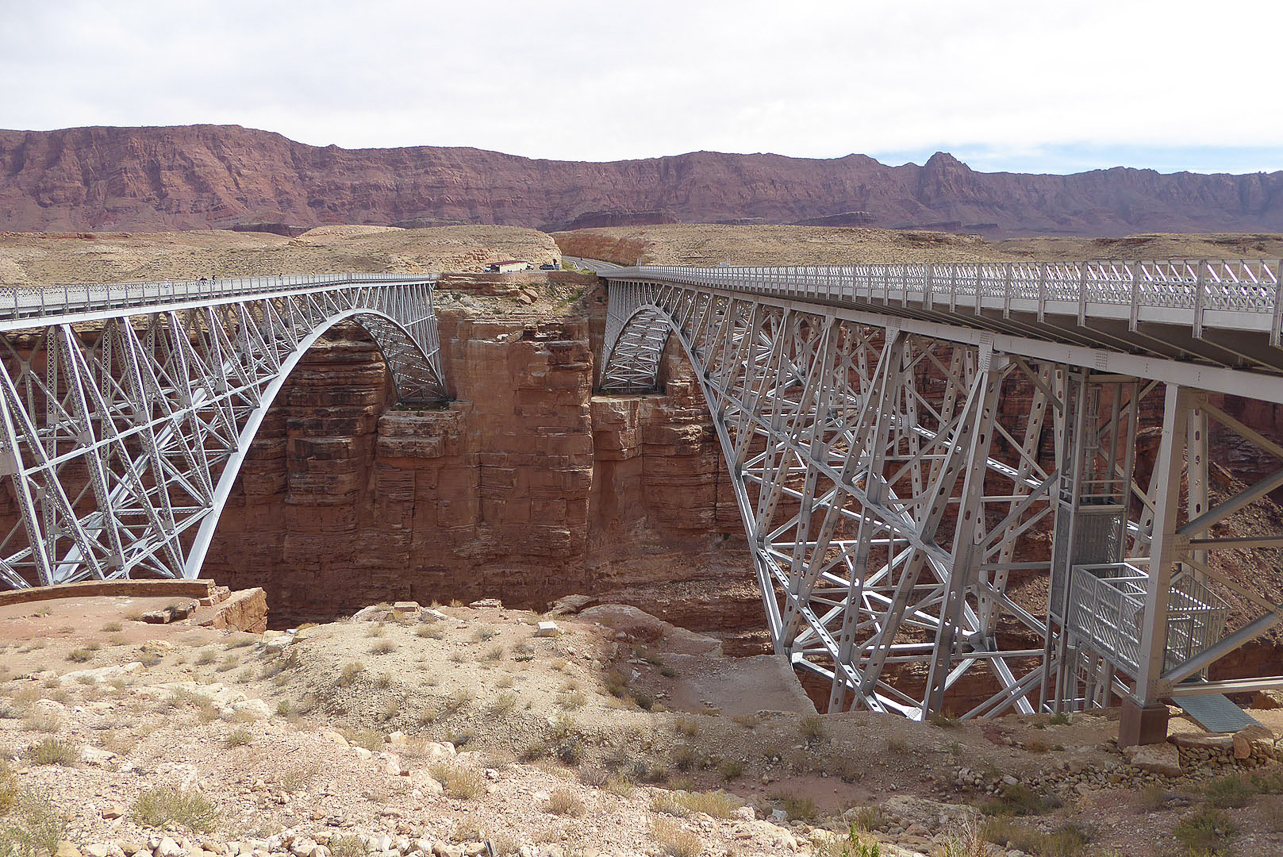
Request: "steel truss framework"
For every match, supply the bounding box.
[600,265,1283,719]
[0,274,446,590]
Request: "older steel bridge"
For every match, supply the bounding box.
[599,260,1283,735]
[0,274,445,592]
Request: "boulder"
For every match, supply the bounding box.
[1125,741,1182,776]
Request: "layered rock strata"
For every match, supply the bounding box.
[200,294,763,649]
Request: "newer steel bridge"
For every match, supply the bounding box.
[599,259,1283,740]
[0,274,445,593]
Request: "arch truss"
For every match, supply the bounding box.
[601,270,1283,722]
[0,274,446,590]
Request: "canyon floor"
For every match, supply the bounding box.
[1,592,1283,857]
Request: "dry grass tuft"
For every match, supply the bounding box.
[650,817,702,857]
[546,788,585,817]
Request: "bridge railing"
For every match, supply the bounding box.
[0,272,438,325]
[611,260,1283,340]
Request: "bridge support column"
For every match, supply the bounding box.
[1119,699,1170,747]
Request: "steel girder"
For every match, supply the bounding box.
[601,275,1283,719]
[0,277,446,590]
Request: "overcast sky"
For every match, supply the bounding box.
[3,0,1279,175]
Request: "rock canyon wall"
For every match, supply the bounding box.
[200,279,767,650]
[6,124,1283,237]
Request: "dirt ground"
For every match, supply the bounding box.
[553,224,1283,267]
[0,226,560,287]
[1,594,1281,857]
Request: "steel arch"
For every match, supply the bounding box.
[0,276,446,590]
[600,270,1283,722]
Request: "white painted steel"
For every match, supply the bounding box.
[0,275,446,590]
[600,265,1283,718]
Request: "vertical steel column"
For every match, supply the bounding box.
[1134,384,1190,705]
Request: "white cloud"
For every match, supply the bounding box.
[2,0,1280,172]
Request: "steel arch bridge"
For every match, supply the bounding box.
[0,274,446,591]
[600,260,1283,728]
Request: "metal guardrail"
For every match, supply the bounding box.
[1066,562,1229,677]
[0,273,438,326]
[605,260,1283,343]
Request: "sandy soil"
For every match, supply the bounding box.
[1,595,1281,857]
[0,227,560,287]
[553,224,1283,267]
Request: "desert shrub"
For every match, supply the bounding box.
[294,693,318,715]
[442,687,472,715]
[770,791,817,822]
[195,649,217,666]
[343,728,383,752]
[1041,823,1092,857]
[66,647,96,663]
[132,787,220,833]
[604,670,630,698]
[605,773,635,798]
[800,715,827,743]
[100,621,123,633]
[650,817,702,857]
[1205,773,1252,808]
[547,788,585,816]
[718,758,745,782]
[370,639,396,655]
[1173,807,1237,853]
[1047,712,1071,726]
[0,793,67,857]
[0,760,15,814]
[520,740,550,762]
[225,728,253,748]
[473,626,498,642]
[852,805,887,832]
[558,690,587,710]
[329,836,365,857]
[674,717,699,737]
[672,744,701,773]
[20,714,61,734]
[337,661,365,686]
[416,624,444,640]
[982,782,1054,817]
[25,737,77,766]
[430,763,485,800]
[214,654,238,673]
[489,691,517,716]
[1250,769,1283,794]
[1137,784,1172,811]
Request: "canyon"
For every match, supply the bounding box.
[200,274,768,653]
[5,124,1283,237]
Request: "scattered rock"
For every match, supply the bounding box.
[1125,742,1182,776]
[534,621,561,638]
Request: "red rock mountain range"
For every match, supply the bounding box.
[2,124,1282,237]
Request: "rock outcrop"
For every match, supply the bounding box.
[200,290,763,648]
[4,125,1283,236]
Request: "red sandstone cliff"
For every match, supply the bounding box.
[3,125,1283,237]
